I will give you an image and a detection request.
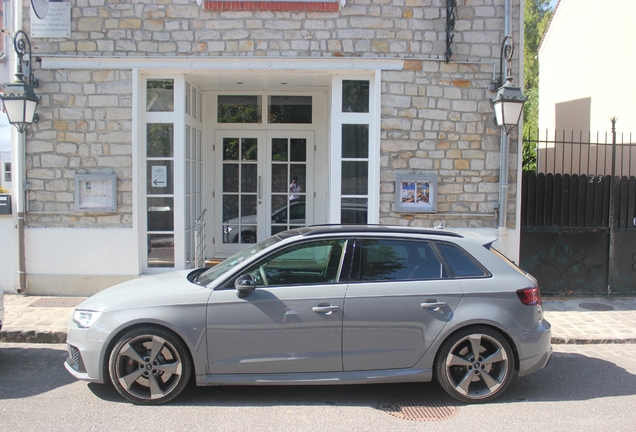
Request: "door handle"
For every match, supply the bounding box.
[312,305,340,315]
[258,176,262,201]
[420,301,446,311]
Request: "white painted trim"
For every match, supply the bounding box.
[41,57,404,72]
[25,228,139,275]
[329,73,379,224]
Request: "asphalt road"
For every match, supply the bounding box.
[1,343,635,431]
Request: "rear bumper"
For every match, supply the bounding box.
[517,318,553,377]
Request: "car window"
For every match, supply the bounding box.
[244,239,347,287]
[434,242,488,278]
[356,239,445,281]
[196,235,283,286]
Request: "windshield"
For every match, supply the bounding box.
[195,235,283,286]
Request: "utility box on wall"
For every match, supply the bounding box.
[0,194,11,214]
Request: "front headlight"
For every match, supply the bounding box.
[73,310,102,328]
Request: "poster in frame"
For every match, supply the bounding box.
[395,175,438,213]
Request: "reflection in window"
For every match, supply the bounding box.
[342,80,369,113]
[342,124,369,158]
[357,239,444,281]
[245,239,347,286]
[218,95,262,123]
[147,79,174,112]
[147,123,174,157]
[147,197,174,231]
[268,96,312,124]
[341,161,368,195]
[341,198,367,224]
[435,243,488,277]
[147,234,174,267]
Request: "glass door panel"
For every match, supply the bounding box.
[267,132,313,237]
[215,131,314,256]
[221,137,259,244]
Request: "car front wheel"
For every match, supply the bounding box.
[435,326,514,404]
[108,326,192,405]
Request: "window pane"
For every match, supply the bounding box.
[241,164,257,193]
[245,239,346,286]
[223,195,239,221]
[271,164,288,193]
[147,124,173,157]
[148,234,174,267]
[290,139,306,162]
[223,164,239,193]
[268,96,312,124]
[357,239,443,281]
[223,138,239,161]
[435,243,487,277]
[342,124,369,158]
[218,95,261,123]
[342,80,369,113]
[147,197,173,231]
[147,79,174,112]
[241,138,258,161]
[272,138,288,162]
[341,198,367,224]
[185,82,191,115]
[146,161,173,194]
[341,161,368,195]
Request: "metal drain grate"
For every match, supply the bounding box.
[376,394,460,422]
[579,302,614,311]
[30,298,86,308]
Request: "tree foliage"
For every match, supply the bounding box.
[522,0,553,171]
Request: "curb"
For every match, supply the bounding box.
[551,337,636,345]
[0,330,67,344]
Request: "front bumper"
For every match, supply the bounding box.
[64,323,108,384]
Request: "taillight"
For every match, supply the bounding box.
[516,286,542,305]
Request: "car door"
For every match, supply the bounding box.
[342,237,464,371]
[207,238,348,374]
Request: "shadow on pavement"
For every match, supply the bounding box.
[86,351,636,407]
[0,345,76,400]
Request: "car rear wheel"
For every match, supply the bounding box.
[108,326,192,405]
[435,326,514,404]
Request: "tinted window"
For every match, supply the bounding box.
[435,243,488,277]
[356,239,445,281]
[245,239,347,286]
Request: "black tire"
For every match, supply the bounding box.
[108,326,192,405]
[435,326,514,404]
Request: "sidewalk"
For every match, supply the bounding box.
[1,293,636,344]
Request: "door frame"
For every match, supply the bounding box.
[204,90,328,259]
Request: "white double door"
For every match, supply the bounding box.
[214,130,315,256]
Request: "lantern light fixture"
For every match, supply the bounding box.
[0,30,40,133]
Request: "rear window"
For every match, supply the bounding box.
[434,242,489,278]
[488,247,529,276]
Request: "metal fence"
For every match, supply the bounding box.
[526,129,636,177]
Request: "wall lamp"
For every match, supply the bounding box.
[490,36,526,135]
[0,30,40,133]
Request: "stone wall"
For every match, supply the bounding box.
[22,0,521,229]
[379,62,518,229]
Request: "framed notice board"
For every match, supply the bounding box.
[74,174,117,212]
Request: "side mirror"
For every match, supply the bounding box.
[234,274,256,298]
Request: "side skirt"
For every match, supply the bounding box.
[196,368,433,386]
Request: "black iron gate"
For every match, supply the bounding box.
[519,126,636,296]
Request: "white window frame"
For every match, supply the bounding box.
[329,73,381,224]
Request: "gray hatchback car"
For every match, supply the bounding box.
[65,225,552,405]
